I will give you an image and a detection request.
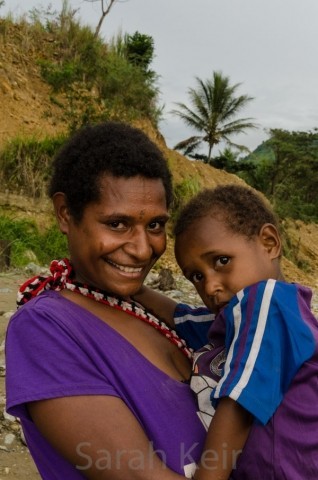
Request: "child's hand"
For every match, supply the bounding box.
[132,285,178,327]
[194,397,252,480]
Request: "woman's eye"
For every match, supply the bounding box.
[215,256,230,268]
[108,221,126,230]
[148,220,166,232]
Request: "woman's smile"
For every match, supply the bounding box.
[106,258,144,275]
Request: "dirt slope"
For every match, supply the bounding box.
[0,20,67,145]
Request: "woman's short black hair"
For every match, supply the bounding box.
[48,122,173,221]
[173,184,280,238]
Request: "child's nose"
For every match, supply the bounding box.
[204,274,222,298]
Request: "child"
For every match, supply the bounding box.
[172,184,318,479]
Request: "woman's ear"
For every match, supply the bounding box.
[259,223,282,259]
[52,192,71,235]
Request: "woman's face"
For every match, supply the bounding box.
[56,174,169,298]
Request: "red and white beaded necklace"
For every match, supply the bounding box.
[17,258,194,360]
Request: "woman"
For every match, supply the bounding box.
[5,122,212,479]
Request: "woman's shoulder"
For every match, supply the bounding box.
[10,290,68,323]
[7,290,93,339]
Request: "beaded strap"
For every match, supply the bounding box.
[17,259,194,360]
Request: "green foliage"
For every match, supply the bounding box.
[239,129,318,222]
[210,147,243,172]
[0,216,37,267]
[0,134,66,197]
[125,31,155,78]
[97,31,160,124]
[172,177,201,219]
[98,48,161,124]
[38,223,68,262]
[172,72,257,162]
[0,216,67,267]
[39,59,80,92]
[36,6,105,92]
[28,2,161,129]
[3,3,161,129]
[62,82,104,133]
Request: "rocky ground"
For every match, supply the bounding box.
[0,271,40,479]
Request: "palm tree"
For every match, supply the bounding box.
[172,72,257,164]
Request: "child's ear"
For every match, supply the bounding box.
[52,192,71,235]
[259,223,282,259]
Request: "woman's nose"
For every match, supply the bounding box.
[124,228,152,260]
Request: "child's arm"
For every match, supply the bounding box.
[132,285,178,328]
[194,397,252,480]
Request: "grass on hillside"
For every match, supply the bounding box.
[0,216,68,268]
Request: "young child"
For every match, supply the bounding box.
[172,184,318,479]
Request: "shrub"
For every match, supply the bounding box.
[0,134,66,197]
[0,216,67,267]
[172,177,201,219]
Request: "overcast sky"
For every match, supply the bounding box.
[3,0,318,154]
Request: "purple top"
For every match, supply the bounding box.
[6,291,207,479]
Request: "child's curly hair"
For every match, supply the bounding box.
[173,184,280,239]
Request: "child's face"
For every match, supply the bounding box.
[175,215,282,313]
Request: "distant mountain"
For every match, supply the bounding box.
[241,140,275,163]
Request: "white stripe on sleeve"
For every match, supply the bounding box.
[215,279,276,400]
[214,289,244,397]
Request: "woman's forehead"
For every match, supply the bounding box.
[85,174,169,218]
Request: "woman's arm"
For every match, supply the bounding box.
[194,397,252,480]
[132,285,178,328]
[28,395,185,480]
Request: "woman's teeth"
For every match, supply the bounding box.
[108,260,142,273]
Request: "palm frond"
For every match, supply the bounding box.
[173,136,203,155]
[171,71,257,160]
[222,137,252,153]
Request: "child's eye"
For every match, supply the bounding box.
[190,272,203,284]
[215,256,230,268]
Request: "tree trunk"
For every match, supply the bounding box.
[93,0,117,38]
[207,143,213,162]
